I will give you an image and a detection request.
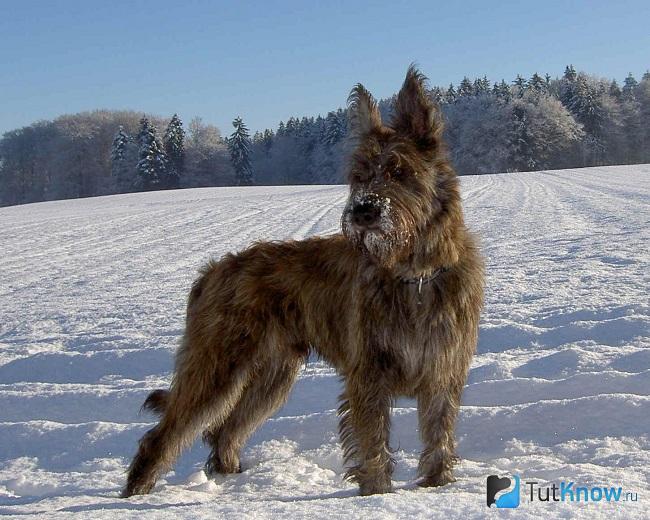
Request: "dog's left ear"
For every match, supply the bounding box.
[348,84,382,137]
[392,65,444,155]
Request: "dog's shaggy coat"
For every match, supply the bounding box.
[122,66,484,497]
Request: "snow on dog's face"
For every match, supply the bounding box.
[341,66,447,269]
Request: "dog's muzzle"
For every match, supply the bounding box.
[351,201,381,229]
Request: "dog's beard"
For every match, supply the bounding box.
[341,193,408,267]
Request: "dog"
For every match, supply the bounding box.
[122,65,484,498]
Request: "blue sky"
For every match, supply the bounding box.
[1,0,648,136]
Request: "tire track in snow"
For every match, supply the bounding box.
[291,191,348,240]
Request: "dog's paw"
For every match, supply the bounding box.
[417,471,456,488]
[204,454,242,477]
[359,479,393,496]
[121,479,155,498]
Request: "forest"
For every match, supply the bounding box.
[1,66,648,207]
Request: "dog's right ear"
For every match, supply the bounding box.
[392,65,443,155]
[348,84,382,137]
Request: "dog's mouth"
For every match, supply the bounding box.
[352,222,382,235]
[350,227,395,262]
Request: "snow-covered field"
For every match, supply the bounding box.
[0,165,648,518]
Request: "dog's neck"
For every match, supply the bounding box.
[395,171,466,279]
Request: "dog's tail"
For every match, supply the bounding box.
[141,389,169,416]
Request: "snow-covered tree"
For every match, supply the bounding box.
[458,77,474,97]
[228,117,253,186]
[163,114,184,189]
[493,80,511,102]
[529,73,546,94]
[137,116,151,147]
[323,110,345,147]
[111,126,133,192]
[513,75,527,97]
[184,117,232,187]
[564,74,611,163]
[446,84,457,103]
[473,76,490,95]
[136,117,167,190]
[622,73,638,99]
[430,86,444,104]
[261,129,274,156]
[609,80,622,101]
[564,65,577,83]
[638,76,650,162]
[444,94,512,174]
[508,93,584,171]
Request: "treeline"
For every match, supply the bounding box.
[1,66,649,206]
[0,111,236,206]
[251,66,650,181]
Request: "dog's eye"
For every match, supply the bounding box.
[352,171,370,183]
[392,168,403,179]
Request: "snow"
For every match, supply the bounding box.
[0,165,648,518]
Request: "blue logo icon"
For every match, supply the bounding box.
[487,474,520,508]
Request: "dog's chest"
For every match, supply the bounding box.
[373,286,444,380]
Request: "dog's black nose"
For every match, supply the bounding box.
[352,202,380,228]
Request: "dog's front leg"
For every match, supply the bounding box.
[416,382,463,488]
[338,375,394,495]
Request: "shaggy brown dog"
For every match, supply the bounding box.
[122,66,484,498]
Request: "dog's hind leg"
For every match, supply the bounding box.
[203,353,304,476]
[122,341,251,497]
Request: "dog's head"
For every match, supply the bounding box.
[342,65,457,270]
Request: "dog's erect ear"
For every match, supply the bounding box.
[348,84,382,137]
[392,65,443,153]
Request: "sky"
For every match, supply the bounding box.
[1,0,649,137]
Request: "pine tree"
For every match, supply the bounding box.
[513,75,527,97]
[458,77,474,97]
[163,114,185,189]
[473,76,490,95]
[609,80,622,101]
[510,104,535,171]
[493,80,511,102]
[136,117,167,190]
[285,117,298,136]
[111,126,128,163]
[137,116,151,146]
[566,75,608,164]
[569,75,605,135]
[111,126,132,192]
[323,111,344,147]
[446,84,457,103]
[622,73,638,99]
[430,86,444,104]
[559,66,579,108]
[228,117,253,186]
[529,73,546,94]
[545,74,552,88]
[472,78,483,95]
[262,129,274,156]
[564,65,577,83]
